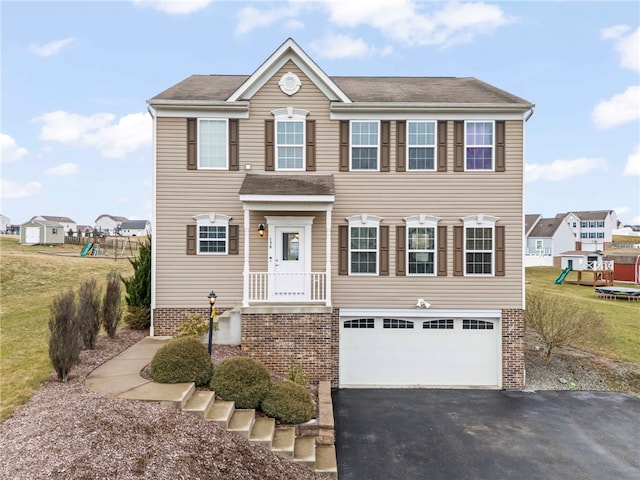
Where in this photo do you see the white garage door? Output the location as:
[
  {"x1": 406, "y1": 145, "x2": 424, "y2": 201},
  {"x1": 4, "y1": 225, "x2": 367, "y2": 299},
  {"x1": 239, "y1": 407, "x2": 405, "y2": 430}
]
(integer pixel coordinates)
[
  {"x1": 339, "y1": 317, "x2": 500, "y2": 388},
  {"x1": 25, "y1": 227, "x2": 40, "y2": 245}
]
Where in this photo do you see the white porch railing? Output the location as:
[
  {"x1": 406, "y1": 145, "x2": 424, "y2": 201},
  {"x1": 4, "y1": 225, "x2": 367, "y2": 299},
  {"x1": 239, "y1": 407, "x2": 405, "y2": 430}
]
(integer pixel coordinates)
[
  {"x1": 525, "y1": 248, "x2": 552, "y2": 256},
  {"x1": 248, "y1": 272, "x2": 327, "y2": 303},
  {"x1": 586, "y1": 260, "x2": 614, "y2": 271}
]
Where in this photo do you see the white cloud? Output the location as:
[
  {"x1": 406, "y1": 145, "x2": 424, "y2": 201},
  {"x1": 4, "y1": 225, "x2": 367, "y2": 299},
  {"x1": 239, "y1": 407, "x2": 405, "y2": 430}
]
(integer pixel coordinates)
[
  {"x1": 132, "y1": 0, "x2": 213, "y2": 15},
  {"x1": 29, "y1": 37, "x2": 74, "y2": 57},
  {"x1": 525, "y1": 158, "x2": 608, "y2": 182},
  {"x1": 34, "y1": 111, "x2": 151, "y2": 159},
  {"x1": 602, "y1": 25, "x2": 639, "y2": 72},
  {"x1": 1, "y1": 133, "x2": 28, "y2": 163},
  {"x1": 236, "y1": 5, "x2": 302, "y2": 34},
  {"x1": 310, "y1": 34, "x2": 374, "y2": 59},
  {"x1": 624, "y1": 144, "x2": 640, "y2": 176},
  {"x1": 44, "y1": 162, "x2": 80, "y2": 176},
  {"x1": 632, "y1": 215, "x2": 640, "y2": 225},
  {"x1": 0, "y1": 178, "x2": 42, "y2": 199},
  {"x1": 286, "y1": 19, "x2": 304, "y2": 30},
  {"x1": 592, "y1": 85, "x2": 640, "y2": 129}
]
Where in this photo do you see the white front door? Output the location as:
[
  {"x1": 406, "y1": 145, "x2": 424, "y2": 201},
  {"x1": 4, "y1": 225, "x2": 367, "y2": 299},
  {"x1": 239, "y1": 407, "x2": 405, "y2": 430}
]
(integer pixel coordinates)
[{"x1": 270, "y1": 226, "x2": 306, "y2": 300}]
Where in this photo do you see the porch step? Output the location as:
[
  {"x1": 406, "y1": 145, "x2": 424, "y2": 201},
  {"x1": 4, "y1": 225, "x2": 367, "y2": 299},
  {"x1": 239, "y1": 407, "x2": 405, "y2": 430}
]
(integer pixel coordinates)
[
  {"x1": 183, "y1": 390, "x2": 215, "y2": 418},
  {"x1": 293, "y1": 435, "x2": 316, "y2": 469},
  {"x1": 228, "y1": 409, "x2": 256, "y2": 439},
  {"x1": 272, "y1": 427, "x2": 295, "y2": 460},
  {"x1": 206, "y1": 400, "x2": 234, "y2": 429},
  {"x1": 315, "y1": 445, "x2": 338, "y2": 479},
  {"x1": 249, "y1": 416, "x2": 275, "y2": 449}
]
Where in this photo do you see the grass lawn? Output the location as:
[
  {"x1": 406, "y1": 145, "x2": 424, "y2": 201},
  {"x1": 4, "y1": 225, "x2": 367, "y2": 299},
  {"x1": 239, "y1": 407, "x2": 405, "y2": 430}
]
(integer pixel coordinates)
[
  {"x1": 0, "y1": 235, "x2": 133, "y2": 421},
  {"x1": 526, "y1": 266, "x2": 640, "y2": 364}
]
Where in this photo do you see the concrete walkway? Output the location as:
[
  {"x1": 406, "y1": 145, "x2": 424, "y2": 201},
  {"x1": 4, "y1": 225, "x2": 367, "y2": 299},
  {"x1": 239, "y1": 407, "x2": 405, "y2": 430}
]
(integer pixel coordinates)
[{"x1": 86, "y1": 336, "x2": 195, "y2": 408}]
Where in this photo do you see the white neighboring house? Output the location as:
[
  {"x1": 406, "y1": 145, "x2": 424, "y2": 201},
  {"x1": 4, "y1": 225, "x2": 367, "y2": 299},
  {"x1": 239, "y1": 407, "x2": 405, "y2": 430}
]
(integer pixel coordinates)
[
  {"x1": 95, "y1": 214, "x2": 128, "y2": 236},
  {"x1": 31, "y1": 215, "x2": 77, "y2": 235},
  {"x1": 525, "y1": 216, "x2": 576, "y2": 267},
  {"x1": 0, "y1": 214, "x2": 10, "y2": 233},
  {"x1": 119, "y1": 220, "x2": 151, "y2": 237},
  {"x1": 560, "y1": 210, "x2": 618, "y2": 252}
]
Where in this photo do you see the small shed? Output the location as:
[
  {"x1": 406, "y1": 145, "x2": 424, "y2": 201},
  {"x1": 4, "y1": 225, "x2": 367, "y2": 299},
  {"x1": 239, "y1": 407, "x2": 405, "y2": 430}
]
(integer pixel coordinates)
[
  {"x1": 604, "y1": 254, "x2": 640, "y2": 284},
  {"x1": 20, "y1": 220, "x2": 64, "y2": 245},
  {"x1": 559, "y1": 251, "x2": 604, "y2": 271}
]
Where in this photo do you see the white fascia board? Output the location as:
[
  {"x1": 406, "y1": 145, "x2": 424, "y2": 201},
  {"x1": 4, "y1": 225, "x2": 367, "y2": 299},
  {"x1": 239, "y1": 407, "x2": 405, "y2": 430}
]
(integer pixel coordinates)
[
  {"x1": 242, "y1": 200, "x2": 334, "y2": 212},
  {"x1": 152, "y1": 105, "x2": 250, "y2": 119},
  {"x1": 330, "y1": 104, "x2": 531, "y2": 120},
  {"x1": 339, "y1": 308, "x2": 503, "y2": 319},
  {"x1": 240, "y1": 194, "x2": 335, "y2": 203},
  {"x1": 228, "y1": 38, "x2": 351, "y2": 103}
]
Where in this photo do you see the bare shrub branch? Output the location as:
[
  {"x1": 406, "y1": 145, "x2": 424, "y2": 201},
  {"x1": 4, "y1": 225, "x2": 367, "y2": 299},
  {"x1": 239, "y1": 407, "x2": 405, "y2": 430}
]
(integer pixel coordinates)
[
  {"x1": 102, "y1": 271, "x2": 122, "y2": 338},
  {"x1": 48, "y1": 289, "x2": 80, "y2": 382},
  {"x1": 77, "y1": 278, "x2": 101, "y2": 349}
]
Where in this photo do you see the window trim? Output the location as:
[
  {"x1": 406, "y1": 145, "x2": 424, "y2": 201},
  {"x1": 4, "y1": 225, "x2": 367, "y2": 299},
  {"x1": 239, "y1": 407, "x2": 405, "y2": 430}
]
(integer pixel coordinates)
[
  {"x1": 404, "y1": 215, "x2": 440, "y2": 276},
  {"x1": 193, "y1": 213, "x2": 231, "y2": 255},
  {"x1": 272, "y1": 108, "x2": 308, "y2": 171},
  {"x1": 350, "y1": 120, "x2": 380, "y2": 171},
  {"x1": 406, "y1": 120, "x2": 437, "y2": 171},
  {"x1": 462, "y1": 214, "x2": 498, "y2": 277},
  {"x1": 347, "y1": 214, "x2": 382, "y2": 275},
  {"x1": 197, "y1": 118, "x2": 229, "y2": 170},
  {"x1": 464, "y1": 120, "x2": 495, "y2": 171}
]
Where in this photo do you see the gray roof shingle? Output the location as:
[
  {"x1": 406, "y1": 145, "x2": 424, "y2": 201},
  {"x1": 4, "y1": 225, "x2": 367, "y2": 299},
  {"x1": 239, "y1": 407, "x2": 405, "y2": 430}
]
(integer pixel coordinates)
[
  {"x1": 239, "y1": 174, "x2": 335, "y2": 196},
  {"x1": 528, "y1": 217, "x2": 563, "y2": 237}
]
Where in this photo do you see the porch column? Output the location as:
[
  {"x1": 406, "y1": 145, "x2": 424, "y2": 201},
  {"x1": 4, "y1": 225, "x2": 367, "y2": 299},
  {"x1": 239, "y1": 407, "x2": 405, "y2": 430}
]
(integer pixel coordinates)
[
  {"x1": 325, "y1": 208, "x2": 332, "y2": 306},
  {"x1": 243, "y1": 206, "x2": 250, "y2": 307}
]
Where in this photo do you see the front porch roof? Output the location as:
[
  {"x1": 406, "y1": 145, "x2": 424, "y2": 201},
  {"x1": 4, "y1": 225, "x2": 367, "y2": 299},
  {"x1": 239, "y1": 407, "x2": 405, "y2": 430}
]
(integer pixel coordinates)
[{"x1": 239, "y1": 174, "x2": 335, "y2": 210}]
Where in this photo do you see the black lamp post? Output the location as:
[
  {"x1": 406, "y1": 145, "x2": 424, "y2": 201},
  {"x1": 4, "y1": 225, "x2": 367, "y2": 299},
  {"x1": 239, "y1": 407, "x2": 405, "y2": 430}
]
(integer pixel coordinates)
[{"x1": 207, "y1": 291, "x2": 217, "y2": 355}]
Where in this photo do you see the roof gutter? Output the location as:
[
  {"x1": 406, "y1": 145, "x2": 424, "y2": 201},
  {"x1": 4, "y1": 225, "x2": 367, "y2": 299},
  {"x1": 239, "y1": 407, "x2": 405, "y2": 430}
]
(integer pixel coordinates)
[
  {"x1": 330, "y1": 102, "x2": 535, "y2": 115},
  {"x1": 525, "y1": 105, "x2": 535, "y2": 122}
]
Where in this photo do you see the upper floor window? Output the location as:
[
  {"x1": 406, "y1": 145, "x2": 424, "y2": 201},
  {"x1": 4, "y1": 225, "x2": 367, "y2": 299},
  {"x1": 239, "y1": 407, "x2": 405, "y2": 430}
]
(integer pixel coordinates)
[
  {"x1": 273, "y1": 108, "x2": 307, "y2": 170},
  {"x1": 463, "y1": 214, "x2": 498, "y2": 276},
  {"x1": 407, "y1": 121, "x2": 436, "y2": 170},
  {"x1": 597, "y1": 221, "x2": 605, "y2": 228},
  {"x1": 351, "y1": 121, "x2": 379, "y2": 170},
  {"x1": 405, "y1": 215, "x2": 439, "y2": 275},
  {"x1": 198, "y1": 119, "x2": 228, "y2": 169},
  {"x1": 465, "y1": 121, "x2": 493, "y2": 171},
  {"x1": 347, "y1": 214, "x2": 382, "y2": 274},
  {"x1": 194, "y1": 213, "x2": 230, "y2": 255}
]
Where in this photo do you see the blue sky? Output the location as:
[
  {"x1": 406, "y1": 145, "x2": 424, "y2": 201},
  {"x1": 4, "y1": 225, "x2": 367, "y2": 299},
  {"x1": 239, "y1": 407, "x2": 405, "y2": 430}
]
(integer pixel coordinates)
[{"x1": 1, "y1": 0, "x2": 639, "y2": 228}]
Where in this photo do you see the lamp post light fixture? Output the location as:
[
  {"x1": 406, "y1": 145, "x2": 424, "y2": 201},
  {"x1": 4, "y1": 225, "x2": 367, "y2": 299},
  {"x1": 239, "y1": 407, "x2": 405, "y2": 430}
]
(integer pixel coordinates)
[
  {"x1": 258, "y1": 224, "x2": 265, "y2": 237},
  {"x1": 207, "y1": 291, "x2": 217, "y2": 355}
]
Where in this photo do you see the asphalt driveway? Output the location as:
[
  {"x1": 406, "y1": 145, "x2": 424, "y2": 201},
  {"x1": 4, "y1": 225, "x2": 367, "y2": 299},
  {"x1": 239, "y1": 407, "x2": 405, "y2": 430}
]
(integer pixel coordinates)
[{"x1": 333, "y1": 389, "x2": 640, "y2": 480}]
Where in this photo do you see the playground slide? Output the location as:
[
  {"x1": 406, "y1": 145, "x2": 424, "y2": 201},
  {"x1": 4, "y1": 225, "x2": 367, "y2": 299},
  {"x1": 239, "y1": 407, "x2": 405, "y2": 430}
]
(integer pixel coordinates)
[
  {"x1": 80, "y1": 243, "x2": 94, "y2": 257},
  {"x1": 554, "y1": 267, "x2": 571, "y2": 285}
]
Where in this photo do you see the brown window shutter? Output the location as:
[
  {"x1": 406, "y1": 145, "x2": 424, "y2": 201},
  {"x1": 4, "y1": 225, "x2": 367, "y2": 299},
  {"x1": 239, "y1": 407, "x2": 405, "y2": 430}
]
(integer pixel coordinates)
[
  {"x1": 229, "y1": 119, "x2": 239, "y2": 171},
  {"x1": 187, "y1": 224, "x2": 197, "y2": 255},
  {"x1": 396, "y1": 121, "x2": 406, "y2": 172},
  {"x1": 453, "y1": 225, "x2": 463, "y2": 276},
  {"x1": 396, "y1": 225, "x2": 406, "y2": 276},
  {"x1": 454, "y1": 121, "x2": 464, "y2": 172},
  {"x1": 338, "y1": 225, "x2": 348, "y2": 275},
  {"x1": 306, "y1": 119, "x2": 316, "y2": 172},
  {"x1": 339, "y1": 121, "x2": 349, "y2": 172},
  {"x1": 228, "y1": 225, "x2": 239, "y2": 255},
  {"x1": 495, "y1": 225, "x2": 505, "y2": 276},
  {"x1": 437, "y1": 120, "x2": 447, "y2": 172},
  {"x1": 187, "y1": 118, "x2": 197, "y2": 170},
  {"x1": 379, "y1": 225, "x2": 389, "y2": 276},
  {"x1": 495, "y1": 121, "x2": 505, "y2": 172},
  {"x1": 437, "y1": 225, "x2": 447, "y2": 276},
  {"x1": 380, "y1": 120, "x2": 390, "y2": 172},
  {"x1": 265, "y1": 119, "x2": 275, "y2": 171}
]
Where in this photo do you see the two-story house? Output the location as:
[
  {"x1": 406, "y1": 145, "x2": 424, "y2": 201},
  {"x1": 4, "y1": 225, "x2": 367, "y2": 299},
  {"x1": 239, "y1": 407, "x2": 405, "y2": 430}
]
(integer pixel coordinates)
[
  {"x1": 148, "y1": 39, "x2": 534, "y2": 390},
  {"x1": 561, "y1": 210, "x2": 618, "y2": 252},
  {"x1": 524, "y1": 215, "x2": 575, "y2": 267},
  {"x1": 95, "y1": 214, "x2": 128, "y2": 235}
]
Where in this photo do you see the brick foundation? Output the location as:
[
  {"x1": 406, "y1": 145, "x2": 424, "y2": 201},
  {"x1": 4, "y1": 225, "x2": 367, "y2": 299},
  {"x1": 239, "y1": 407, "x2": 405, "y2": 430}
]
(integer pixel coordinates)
[{"x1": 501, "y1": 308, "x2": 525, "y2": 389}]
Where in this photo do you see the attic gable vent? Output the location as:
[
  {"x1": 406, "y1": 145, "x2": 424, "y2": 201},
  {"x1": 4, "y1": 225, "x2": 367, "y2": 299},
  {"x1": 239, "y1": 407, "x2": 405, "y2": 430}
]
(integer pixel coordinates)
[{"x1": 279, "y1": 72, "x2": 301, "y2": 96}]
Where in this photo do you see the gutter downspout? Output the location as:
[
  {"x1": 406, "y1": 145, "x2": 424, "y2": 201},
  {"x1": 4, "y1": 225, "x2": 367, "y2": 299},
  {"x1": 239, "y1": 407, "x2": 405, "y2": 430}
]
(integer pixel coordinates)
[
  {"x1": 147, "y1": 104, "x2": 157, "y2": 337},
  {"x1": 525, "y1": 105, "x2": 535, "y2": 122}
]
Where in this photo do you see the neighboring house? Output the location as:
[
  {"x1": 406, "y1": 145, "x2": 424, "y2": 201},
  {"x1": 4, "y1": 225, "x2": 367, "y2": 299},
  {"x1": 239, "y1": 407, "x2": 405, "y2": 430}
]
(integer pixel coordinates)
[
  {"x1": 95, "y1": 214, "x2": 128, "y2": 235},
  {"x1": 119, "y1": 220, "x2": 151, "y2": 236},
  {"x1": 76, "y1": 225, "x2": 94, "y2": 237},
  {"x1": 560, "y1": 210, "x2": 618, "y2": 252},
  {"x1": 147, "y1": 38, "x2": 534, "y2": 390},
  {"x1": 525, "y1": 216, "x2": 575, "y2": 267},
  {"x1": 1, "y1": 214, "x2": 10, "y2": 233},
  {"x1": 524, "y1": 214, "x2": 541, "y2": 237},
  {"x1": 31, "y1": 215, "x2": 77, "y2": 235},
  {"x1": 20, "y1": 219, "x2": 64, "y2": 245}
]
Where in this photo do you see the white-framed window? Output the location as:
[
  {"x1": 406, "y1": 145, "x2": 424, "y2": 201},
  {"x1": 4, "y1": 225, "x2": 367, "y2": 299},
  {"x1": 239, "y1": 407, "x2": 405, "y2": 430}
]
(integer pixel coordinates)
[
  {"x1": 535, "y1": 239, "x2": 544, "y2": 250},
  {"x1": 463, "y1": 214, "x2": 498, "y2": 276},
  {"x1": 581, "y1": 221, "x2": 588, "y2": 228},
  {"x1": 405, "y1": 215, "x2": 439, "y2": 275},
  {"x1": 407, "y1": 121, "x2": 436, "y2": 170},
  {"x1": 194, "y1": 213, "x2": 231, "y2": 255},
  {"x1": 272, "y1": 108, "x2": 308, "y2": 170},
  {"x1": 597, "y1": 221, "x2": 605, "y2": 228},
  {"x1": 580, "y1": 232, "x2": 588, "y2": 239},
  {"x1": 198, "y1": 119, "x2": 228, "y2": 169},
  {"x1": 597, "y1": 232, "x2": 605, "y2": 239},
  {"x1": 347, "y1": 214, "x2": 382, "y2": 275},
  {"x1": 351, "y1": 121, "x2": 379, "y2": 170},
  {"x1": 465, "y1": 121, "x2": 494, "y2": 171}
]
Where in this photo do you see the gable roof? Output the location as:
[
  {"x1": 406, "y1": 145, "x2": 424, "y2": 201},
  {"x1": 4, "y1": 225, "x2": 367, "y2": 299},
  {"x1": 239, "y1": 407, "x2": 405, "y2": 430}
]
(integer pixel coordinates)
[
  {"x1": 96, "y1": 214, "x2": 128, "y2": 222},
  {"x1": 34, "y1": 215, "x2": 75, "y2": 224},
  {"x1": 120, "y1": 220, "x2": 150, "y2": 230},
  {"x1": 525, "y1": 214, "x2": 541, "y2": 236},
  {"x1": 528, "y1": 217, "x2": 565, "y2": 238},
  {"x1": 567, "y1": 210, "x2": 614, "y2": 221}
]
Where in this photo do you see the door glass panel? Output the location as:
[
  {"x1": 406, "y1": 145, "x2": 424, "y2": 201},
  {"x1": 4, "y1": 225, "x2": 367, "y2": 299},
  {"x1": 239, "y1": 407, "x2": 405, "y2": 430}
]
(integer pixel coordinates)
[{"x1": 282, "y1": 232, "x2": 299, "y2": 261}]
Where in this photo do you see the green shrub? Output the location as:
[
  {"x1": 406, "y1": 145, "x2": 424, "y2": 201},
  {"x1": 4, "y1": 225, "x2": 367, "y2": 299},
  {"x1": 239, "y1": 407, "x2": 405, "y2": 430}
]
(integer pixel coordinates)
[
  {"x1": 285, "y1": 362, "x2": 308, "y2": 387},
  {"x1": 211, "y1": 356, "x2": 271, "y2": 409},
  {"x1": 261, "y1": 380, "x2": 315, "y2": 425},
  {"x1": 124, "y1": 306, "x2": 151, "y2": 330},
  {"x1": 176, "y1": 314, "x2": 209, "y2": 338},
  {"x1": 150, "y1": 337, "x2": 213, "y2": 386},
  {"x1": 48, "y1": 289, "x2": 81, "y2": 382}
]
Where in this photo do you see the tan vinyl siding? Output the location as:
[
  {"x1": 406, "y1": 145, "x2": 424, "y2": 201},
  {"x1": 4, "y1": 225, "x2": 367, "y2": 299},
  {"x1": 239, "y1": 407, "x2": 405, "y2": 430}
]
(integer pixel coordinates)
[{"x1": 155, "y1": 61, "x2": 525, "y2": 310}]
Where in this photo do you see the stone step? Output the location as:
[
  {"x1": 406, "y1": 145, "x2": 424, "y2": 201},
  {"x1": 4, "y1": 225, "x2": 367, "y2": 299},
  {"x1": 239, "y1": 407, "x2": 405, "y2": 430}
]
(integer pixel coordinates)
[
  {"x1": 227, "y1": 409, "x2": 256, "y2": 439},
  {"x1": 293, "y1": 436, "x2": 316, "y2": 469},
  {"x1": 272, "y1": 427, "x2": 295, "y2": 460},
  {"x1": 249, "y1": 416, "x2": 275, "y2": 449},
  {"x1": 315, "y1": 445, "x2": 338, "y2": 479},
  {"x1": 182, "y1": 390, "x2": 215, "y2": 418},
  {"x1": 206, "y1": 400, "x2": 234, "y2": 429}
]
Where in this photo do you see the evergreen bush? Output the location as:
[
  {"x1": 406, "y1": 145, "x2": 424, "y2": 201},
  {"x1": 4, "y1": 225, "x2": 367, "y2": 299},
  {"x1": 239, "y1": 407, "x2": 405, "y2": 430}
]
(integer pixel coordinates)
[
  {"x1": 211, "y1": 356, "x2": 271, "y2": 409},
  {"x1": 48, "y1": 289, "x2": 81, "y2": 382},
  {"x1": 261, "y1": 380, "x2": 315, "y2": 425},
  {"x1": 149, "y1": 336, "x2": 213, "y2": 386},
  {"x1": 77, "y1": 278, "x2": 101, "y2": 349},
  {"x1": 101, "y1": 270, "x2": 122, "y2": 338},
  {"x1": 122, "y1": 236, "x2": 151, "y2": 329},
  {"x1": 123, "y1": 306, "x2": 151, "y2": 330}
]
